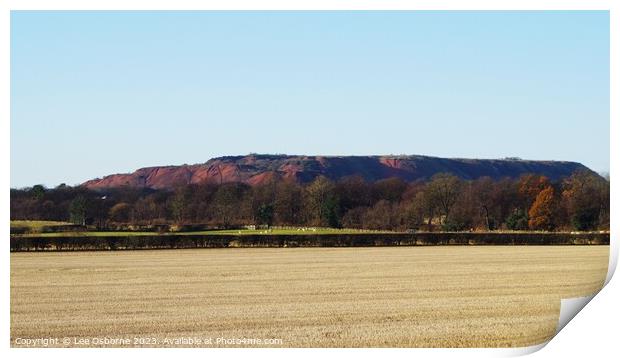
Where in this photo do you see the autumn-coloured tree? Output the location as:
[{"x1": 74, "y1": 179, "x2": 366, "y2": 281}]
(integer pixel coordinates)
[
  {"x1": 518, "y1": 174, "x2": 550, "y2": 208},
  {"x1": 528, "y1": 186, "x2": 556, "y2": 231}
]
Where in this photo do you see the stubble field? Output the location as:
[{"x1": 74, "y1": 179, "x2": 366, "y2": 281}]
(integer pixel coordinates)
[{"x1": 10, "y1": 246, "x2": 609, "y2": 348}]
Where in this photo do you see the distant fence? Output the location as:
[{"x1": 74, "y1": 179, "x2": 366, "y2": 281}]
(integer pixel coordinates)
[{"x1": 9, "y1": 232, "x2": 609, "y2": 252}]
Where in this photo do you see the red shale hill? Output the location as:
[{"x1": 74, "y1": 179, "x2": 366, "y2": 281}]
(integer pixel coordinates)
[{"x1": 82, "y1": 154, "x2": 593, "y2": 190}]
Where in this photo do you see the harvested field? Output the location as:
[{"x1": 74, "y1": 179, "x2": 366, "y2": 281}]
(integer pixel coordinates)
[{"x1": 10, "y1": 246, "x2": 609, "y2": 348}]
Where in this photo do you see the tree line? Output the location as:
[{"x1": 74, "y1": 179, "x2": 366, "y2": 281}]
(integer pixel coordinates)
[{"x1": 10, "y1": 170, "x2": 609, "y2": 232}]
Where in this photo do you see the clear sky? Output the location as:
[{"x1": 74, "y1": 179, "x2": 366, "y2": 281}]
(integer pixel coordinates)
[{"x1": 10, "y1": 11, "x2": 610, "y2": 188}]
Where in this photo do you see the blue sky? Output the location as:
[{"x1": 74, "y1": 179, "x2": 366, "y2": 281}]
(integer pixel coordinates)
[{"x1": 11, "y1": 11, "x2": 609, "y2": 188}]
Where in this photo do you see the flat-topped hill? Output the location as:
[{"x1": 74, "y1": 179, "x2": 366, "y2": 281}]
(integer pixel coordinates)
[{"x1": 82, "y1": 154, "x2": 592, "y2": 190}]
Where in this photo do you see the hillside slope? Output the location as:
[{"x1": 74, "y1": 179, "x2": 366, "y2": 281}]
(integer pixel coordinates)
[{"x1": 82, "y1": 154, "x2": 592, "y2": 190}]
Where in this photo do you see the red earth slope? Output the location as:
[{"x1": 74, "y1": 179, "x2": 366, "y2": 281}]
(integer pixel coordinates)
[{"x1": 82, "y1": 154, "x2": 592, "y2": 190}]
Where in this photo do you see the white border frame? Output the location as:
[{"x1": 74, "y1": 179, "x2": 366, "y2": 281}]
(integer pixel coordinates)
[{"x1": 2, "y1": 2, "x2": 616, "y2": 357}]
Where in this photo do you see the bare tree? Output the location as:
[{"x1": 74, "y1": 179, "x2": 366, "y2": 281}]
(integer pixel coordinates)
[{"x1": 426, "y1": 173, "x2": 462, "y2": 225}]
